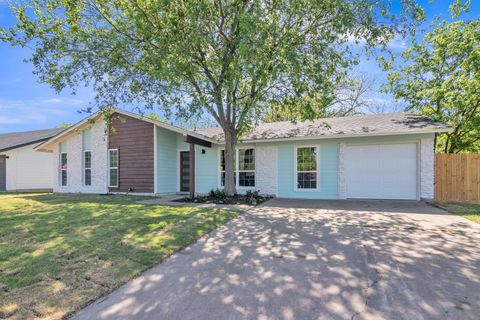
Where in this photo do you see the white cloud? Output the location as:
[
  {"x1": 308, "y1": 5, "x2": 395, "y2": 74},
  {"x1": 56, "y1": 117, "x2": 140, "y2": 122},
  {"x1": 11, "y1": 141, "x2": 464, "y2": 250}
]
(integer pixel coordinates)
[
  {"x1": 0, "y1": 116, "x2": 23, "y2": 125},
  {"x1": 0, "y1": 97, "x2": 85, "y2": 109},
  {"x1": 0, "y1": 97, "x2": 87, "y2": 127},
  {"x1": 386, "y1": 35, "x2": 409, "y2": 50},
  {"x1": 40, "y1": 98, "x2": 63, "y2": 104},
  {"x1": 345, "y1": 34, "x2": 368, "y2": 46},
  {"x1": 345, "y1": 33, "x2": 410, "y2": 51},
  {"x1": 367, "y1": 97, "x2": 391, "y2": 105},
  {"x1": 0, "y1": 78, "x2": 22, "y2": 85}
]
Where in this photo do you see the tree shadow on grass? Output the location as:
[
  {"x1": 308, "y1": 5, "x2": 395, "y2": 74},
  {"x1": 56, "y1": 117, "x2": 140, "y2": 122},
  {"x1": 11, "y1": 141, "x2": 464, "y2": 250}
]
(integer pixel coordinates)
[{"x1": 0, "y1": 194, "x2": 237, "y2": 319}]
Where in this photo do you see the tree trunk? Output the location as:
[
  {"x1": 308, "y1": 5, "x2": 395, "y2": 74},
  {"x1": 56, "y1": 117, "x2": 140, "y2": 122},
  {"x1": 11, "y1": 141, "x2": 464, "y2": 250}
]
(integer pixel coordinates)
[
  {"x1": 444, "y1": 133, "x2": 451, "y2": 153},
  {"x1": 224, "y1": 128, "x2": 237, "y2": 196}
]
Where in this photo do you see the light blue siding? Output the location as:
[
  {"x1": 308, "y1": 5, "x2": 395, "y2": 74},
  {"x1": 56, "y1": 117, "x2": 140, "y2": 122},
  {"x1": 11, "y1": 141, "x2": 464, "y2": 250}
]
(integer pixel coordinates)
[
  {"x1": 337, "y1": 133, "x2": 432, "y2": 146},
  {"x1": 154, "y1": 126, "x2": 434, "y2": 199},
  {"x1": 155, "y1": 125, "x2": 218, "y2": 194},
  {"x1": 156, "y1": 127, "x2": 181, "y2": 193},
  {"x1": 277, "y1": 142, "x2": 338, "y2": 199},
  {"x1": 276, "y1": 133, "x2": 434, "y2": 199},
  {"x1": 195, "y1": 145, "x2": 219, "y2": 193}
]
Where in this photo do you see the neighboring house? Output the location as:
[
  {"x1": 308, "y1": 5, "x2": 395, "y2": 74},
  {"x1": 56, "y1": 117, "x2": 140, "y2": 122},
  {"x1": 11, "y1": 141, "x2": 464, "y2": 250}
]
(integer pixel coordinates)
[
  {"x1": 0, "y1": 128, "x2": 65, "y2": 192},
  {"x1": 36, "y1": 108, "x2": 450, "y2": 200}
]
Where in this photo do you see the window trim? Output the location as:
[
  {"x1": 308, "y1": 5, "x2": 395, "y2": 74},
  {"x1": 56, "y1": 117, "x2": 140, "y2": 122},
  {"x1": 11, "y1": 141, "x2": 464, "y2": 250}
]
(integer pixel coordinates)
[
  {"x1": 218, "y1": 147, "x2": 256, "y2": 189},
  {"x1": 83, "y1": 150, "x2": 92, "y2": 186},
  {"x1": 60, "y1": 152, "x2": 67, "y2": 187},
  {"x1": 294, "y1": 145, "x2": 320, "y2": 192},
  {"x1": 108, "y1": 148, "x2": 119, "y2": 188},
  {"x1": 237, "y1": 147, "x2": 256, "y2": 188}
]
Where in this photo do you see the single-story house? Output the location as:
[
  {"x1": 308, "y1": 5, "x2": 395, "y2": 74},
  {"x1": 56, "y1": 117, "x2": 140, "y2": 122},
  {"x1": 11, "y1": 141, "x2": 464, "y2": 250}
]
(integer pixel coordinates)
[
  {"x1": 35, "y1": 108, "x2": 450, "y2": 200},
  {"x1": 0, "y1": 128, "x2": 65, "y2": 192}
]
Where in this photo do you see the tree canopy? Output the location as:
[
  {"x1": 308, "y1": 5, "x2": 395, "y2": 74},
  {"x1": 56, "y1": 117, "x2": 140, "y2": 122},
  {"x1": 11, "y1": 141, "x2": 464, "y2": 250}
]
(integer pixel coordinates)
[
  {"x1": 387, "y1": 18, "x2": 480, "y2": 153},
  {"x1": 262, "y1": 72, "x2": 377, "y2": 122},
  {"x1": 1, "y1": 0, "x2": 424, "y2": 194}
]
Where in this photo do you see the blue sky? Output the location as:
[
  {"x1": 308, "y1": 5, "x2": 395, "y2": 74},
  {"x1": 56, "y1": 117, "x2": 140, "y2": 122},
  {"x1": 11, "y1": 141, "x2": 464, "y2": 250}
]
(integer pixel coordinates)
[{"x1": 0, "y1": 0, "x2": 478, "y2": 133}]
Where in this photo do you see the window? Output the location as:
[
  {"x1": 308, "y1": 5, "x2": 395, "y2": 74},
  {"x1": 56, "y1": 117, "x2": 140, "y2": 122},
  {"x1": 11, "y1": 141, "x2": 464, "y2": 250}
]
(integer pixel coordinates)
[
  {"x1": 60, "y1": 153, "x2": 67, "y2": 186},
  {"x1": 296, "y1": 146, "x2": 318, "y2": 190},
  {"x1": 238, "y1": 149, "x2": 255, "y2": 187},
  {"x1": 82, "y1": 129, "x2": 92, "y2": 186},
  {"x1": 84, "y1": 151, "x2": 92, "y2": 186},
  {"x1": 220, "y1": 148, "x2": 255, "y2": 188},
  {"x1": 220, "y1": 150, "x2": 235, "y2": 187},
  {"x1": 108, "y1": 149, "x2": 118, "y2": 187}
]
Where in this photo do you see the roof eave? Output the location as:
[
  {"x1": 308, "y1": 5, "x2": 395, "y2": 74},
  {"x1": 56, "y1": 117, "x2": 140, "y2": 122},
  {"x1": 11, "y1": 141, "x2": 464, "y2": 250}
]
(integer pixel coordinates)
[
  {"x1": 0, "y1": 137, "x2": 55, "y2": 153},
  {"x1": 211, "y1": 127, "x2": 452, "y2": 144},
  {"x1": 35, "y1": 113, "x2": 99, "y2": 151}
]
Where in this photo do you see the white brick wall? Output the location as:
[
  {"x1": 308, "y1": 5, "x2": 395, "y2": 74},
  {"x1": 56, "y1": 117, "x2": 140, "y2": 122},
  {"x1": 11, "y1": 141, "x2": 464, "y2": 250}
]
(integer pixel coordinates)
[
  {"x1": 255, "y1": 145, "x2": 278, "y2": 196},
  {"x1": 53, "y1": 119, "x2": 108, "y2": 193},
  {"x1": 420, "y1": 137, "x2": 435, "y2": 199},
  {"x1": 337, "y1": 143, "x2": 347, "y2": 199}
]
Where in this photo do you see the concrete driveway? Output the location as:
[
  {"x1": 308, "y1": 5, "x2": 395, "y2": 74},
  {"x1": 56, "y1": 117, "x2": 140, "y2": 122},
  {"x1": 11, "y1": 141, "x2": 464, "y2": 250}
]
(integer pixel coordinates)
[{"x1": 72, "y1": 200, "x2": 480, "y2": 320}]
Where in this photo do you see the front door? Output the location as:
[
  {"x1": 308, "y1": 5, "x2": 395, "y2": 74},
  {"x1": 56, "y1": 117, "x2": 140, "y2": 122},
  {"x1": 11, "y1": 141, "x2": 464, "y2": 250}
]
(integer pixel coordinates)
[
  {"x1": 0, "y1": 155, "x2": 6, "y2": 192},
  {"x1": 179, "y1": 151, "x2": 190, "y2": 192}
]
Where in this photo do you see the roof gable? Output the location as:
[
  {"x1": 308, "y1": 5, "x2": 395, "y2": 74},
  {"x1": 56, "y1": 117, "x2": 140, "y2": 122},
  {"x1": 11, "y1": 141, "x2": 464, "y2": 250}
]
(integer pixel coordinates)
[{"x1": 34, "y1": 108, "x2": 216, "y2": 151}]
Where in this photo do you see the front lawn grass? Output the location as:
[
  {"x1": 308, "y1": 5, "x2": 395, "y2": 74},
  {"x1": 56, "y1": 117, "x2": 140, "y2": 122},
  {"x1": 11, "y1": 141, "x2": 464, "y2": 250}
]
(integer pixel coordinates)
[
  {"x1": 435, "y1": 202, "x2": 480, "y2": 224},
  {"x1": 0, "y1": 193, "x2": 238, "y2": 319}
]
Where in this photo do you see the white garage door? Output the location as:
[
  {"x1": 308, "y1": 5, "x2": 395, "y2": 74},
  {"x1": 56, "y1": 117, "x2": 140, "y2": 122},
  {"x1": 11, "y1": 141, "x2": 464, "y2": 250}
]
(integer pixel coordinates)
[{"x1": 345, "y1": 144, "x2": 418, "y2": 200}]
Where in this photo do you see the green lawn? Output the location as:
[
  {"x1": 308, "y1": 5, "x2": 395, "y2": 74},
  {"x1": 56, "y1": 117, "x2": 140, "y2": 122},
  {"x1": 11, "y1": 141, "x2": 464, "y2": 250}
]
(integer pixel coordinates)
[
  {"x1": 0, "y1": 193, "x2": 238, "y2": 319},
  {"x1": 435, "y1": 202, "x2": 480, "y2": 224}
]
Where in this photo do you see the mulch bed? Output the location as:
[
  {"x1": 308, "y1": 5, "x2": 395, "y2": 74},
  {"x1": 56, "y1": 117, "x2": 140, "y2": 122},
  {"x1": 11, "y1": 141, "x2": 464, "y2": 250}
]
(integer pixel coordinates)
[{"x1": 175, "y1": 194, "x2": 272, "y2": 206}]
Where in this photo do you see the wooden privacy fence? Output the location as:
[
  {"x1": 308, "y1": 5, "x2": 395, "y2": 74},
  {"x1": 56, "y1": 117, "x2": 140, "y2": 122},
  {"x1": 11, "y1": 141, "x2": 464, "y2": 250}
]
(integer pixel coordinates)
[{"x1": 435, "y1": 153, "x2": 480, "y2": 202}]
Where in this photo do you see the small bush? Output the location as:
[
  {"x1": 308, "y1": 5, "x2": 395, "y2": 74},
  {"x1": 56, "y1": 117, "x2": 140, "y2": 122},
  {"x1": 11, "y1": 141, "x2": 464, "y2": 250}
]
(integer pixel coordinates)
[
  {"x1": 246, "y1": 189, "x2": 259, "y2": 198},
  {"x1": 209, "y1": 188, "x2": 227, "y2": 199},
  {"x1": 179, "y1": 188, "x2": 271, "y2": 206}
]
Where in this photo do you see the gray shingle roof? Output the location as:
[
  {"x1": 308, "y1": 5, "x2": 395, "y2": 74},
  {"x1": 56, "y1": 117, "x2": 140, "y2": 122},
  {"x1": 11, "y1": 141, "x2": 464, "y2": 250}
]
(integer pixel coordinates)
[
  {"x1": 195, "y1": 113, "x2": 450, "y2": 142},
  {"x1": 0, "y1": 128, "x2": 66, "y2": 152}
]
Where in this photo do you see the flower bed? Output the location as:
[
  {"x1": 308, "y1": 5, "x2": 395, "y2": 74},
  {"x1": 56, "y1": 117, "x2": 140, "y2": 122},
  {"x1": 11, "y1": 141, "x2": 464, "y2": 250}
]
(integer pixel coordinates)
[{"x1": 175, "y1": 189, "x2": 272, "y2": 206}]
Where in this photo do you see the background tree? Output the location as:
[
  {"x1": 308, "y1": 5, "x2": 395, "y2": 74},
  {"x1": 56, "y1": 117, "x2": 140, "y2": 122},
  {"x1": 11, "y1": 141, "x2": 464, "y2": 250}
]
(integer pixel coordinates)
[
  {"x1": 262, "y1": 72, "x2": 377, "y2": 122},
  {"x1": 1, "y1": 0, "x2": 424, "y2": 195},
  {"x1": 387, "y1": 18, "x2": 480, "y2": 153},
  {"x1": 146, "y1": 112, "x2": 165, "y2": 123},
  {"x1": 57, "y1": 123, "x2": 72, "y2": 129}
]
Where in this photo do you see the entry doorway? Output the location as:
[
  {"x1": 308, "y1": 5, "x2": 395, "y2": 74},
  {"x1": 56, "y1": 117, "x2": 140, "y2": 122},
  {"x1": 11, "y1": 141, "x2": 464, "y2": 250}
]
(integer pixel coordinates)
[{"x1": 179, "y1": 151, "x2": 190, "y2": 192}]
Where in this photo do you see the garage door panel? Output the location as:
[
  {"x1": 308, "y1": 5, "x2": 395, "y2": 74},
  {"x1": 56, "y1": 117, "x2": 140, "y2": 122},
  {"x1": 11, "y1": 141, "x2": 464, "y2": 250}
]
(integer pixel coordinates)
[{"x1": 345, "y1": 143, "x2": 417, "y2": 200}]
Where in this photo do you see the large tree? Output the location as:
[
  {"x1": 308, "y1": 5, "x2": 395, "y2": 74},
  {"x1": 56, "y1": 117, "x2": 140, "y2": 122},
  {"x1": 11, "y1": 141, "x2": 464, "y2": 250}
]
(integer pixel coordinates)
[
  {"x1": 1, "y1": 0, "x2": 423, "y2": 195},
  {"x1": 387, "y1": 18, "x2": 480, "y2": 153}
]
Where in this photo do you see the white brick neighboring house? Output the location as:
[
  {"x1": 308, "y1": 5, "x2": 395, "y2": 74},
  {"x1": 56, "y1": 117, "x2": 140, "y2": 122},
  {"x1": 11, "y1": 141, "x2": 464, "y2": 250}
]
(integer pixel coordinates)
[
  {"x1": 0, "y1": 128, "x2": 64, "y2": 192},
  {"x1": 51, "y1": 119, "x2": 109, "y2": 194}
]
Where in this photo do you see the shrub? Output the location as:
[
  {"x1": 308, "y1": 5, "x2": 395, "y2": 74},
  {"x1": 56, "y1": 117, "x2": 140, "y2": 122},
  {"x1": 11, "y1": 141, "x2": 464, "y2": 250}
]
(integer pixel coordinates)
[
  {"x1": 246, "y1": 190, "x2": 259, "y2": 198},
  {"x1": 209, "y1": 188, "x2": 227, "y2": 199}
]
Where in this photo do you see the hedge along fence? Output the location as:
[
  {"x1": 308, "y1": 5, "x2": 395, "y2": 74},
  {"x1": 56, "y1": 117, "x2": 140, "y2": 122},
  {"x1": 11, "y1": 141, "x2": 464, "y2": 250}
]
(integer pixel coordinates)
[{"x1": 435, "y1": 153, "x2": 480, "y2": 202}]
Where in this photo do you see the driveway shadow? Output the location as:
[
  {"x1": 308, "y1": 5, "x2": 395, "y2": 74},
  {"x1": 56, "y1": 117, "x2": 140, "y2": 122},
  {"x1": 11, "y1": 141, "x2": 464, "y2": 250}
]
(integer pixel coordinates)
[{"x1": 72, "y1": 200, "x2": 480, "y2": 320}]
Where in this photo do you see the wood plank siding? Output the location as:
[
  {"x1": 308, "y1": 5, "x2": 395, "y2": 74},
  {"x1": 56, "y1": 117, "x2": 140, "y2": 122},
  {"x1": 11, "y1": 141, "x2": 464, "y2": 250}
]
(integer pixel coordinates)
[
  {"x1": 434, "y1": 153, "x2": 480, "y2": 202},
  {"x1": 108, "y1": 113, "x2": 154, "y2": 193}
]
